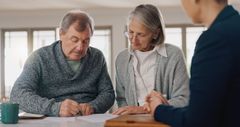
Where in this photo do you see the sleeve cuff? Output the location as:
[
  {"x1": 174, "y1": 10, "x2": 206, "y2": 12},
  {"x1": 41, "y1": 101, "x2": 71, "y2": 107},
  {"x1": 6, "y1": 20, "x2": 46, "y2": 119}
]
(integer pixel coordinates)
[{"x1": 50, "y1": 102, "x2": 61, "y2": 116}]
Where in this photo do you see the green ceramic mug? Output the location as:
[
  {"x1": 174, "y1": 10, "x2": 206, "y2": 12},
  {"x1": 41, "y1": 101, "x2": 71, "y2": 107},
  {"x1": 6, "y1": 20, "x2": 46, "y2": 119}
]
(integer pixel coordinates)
[{"x1": 1, "y1": 103, "x2": 19, "y2": 124}]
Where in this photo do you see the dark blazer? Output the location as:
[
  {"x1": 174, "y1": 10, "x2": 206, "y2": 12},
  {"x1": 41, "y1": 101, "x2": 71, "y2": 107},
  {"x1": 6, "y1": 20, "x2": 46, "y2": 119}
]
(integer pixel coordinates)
[{"x1": 154, "y1": 5, "x2": 240, "y2": 127}]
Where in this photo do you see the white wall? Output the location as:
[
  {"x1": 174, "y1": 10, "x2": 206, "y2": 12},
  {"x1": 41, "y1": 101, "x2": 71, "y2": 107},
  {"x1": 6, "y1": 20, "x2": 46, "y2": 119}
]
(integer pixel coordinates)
[{"x1": 0, "y1": 7, "x2": 190, "y2": 89}]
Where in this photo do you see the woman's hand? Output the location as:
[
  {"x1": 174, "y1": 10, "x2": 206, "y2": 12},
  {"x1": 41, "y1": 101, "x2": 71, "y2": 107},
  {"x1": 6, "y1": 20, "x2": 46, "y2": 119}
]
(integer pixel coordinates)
[{"x1": 145, "y1": 91, "x2": 168, "y2": 115}]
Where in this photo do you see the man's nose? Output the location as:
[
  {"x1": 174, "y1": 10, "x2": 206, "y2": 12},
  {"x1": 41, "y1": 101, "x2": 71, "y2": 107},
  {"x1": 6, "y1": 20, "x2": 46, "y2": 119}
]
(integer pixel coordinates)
[{"x1": 76, "y1": 43, "x2": 84, "y2": 51}]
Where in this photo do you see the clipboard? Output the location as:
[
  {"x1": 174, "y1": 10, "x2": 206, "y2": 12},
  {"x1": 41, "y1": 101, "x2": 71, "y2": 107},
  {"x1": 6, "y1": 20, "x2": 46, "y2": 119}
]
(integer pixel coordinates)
[{"x1": 104, "y1": 114, "x2": 170, "y2": 127}]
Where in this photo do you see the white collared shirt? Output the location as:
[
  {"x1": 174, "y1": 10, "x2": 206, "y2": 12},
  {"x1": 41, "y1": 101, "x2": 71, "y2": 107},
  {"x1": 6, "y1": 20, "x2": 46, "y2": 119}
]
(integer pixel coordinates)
[{"x1": 129, "y1": 44, "x2": 167, "y2": 106}]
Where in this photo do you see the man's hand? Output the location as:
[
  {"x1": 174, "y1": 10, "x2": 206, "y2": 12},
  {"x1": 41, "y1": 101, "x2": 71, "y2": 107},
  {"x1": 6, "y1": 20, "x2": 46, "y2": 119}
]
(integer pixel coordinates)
[
  {"x1": 78, "y1": 103, "x2": 94, "y2": 116},
  {"x1": 112, "y1": 106, "x2": 149, "y2": 115},
  {"x1": 59, "y1": 99, "x2": 80, "y2": 117}
]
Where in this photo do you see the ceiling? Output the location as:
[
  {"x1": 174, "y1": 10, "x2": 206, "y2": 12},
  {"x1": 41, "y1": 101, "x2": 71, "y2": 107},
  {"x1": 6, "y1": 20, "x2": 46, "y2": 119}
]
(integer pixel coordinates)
[{"x1": 0, "y1": 0, "x2": 181, "y2": 11}]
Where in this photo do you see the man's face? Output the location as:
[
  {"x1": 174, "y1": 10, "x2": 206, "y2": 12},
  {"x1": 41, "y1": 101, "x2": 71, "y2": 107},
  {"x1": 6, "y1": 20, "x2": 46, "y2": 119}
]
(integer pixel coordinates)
[{"x1": 60, "y1": 23, "x2": 92, "y2": 61}]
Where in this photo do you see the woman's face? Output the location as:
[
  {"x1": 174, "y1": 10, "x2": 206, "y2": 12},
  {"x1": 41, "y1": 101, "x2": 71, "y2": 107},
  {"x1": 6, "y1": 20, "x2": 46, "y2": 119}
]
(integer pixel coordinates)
[
  {"x1": 181, "y1": 0, "x2": 202, "y2": 24},
  {"x1": 127, "y1": 17, "x2": 155, "y2": 52}
]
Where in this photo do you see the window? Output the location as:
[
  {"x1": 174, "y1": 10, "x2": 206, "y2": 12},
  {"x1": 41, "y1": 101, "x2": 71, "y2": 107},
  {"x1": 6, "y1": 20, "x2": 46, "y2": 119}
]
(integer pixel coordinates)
[
  {"x1": 4, "y1": 31, "x2": 28, "y2": 97},
  {"x1": 2, "y1": 29, "x2": 56, "y2": 97},
  {"x1": 186, "y1": 27, "x2": 206, "y2": 69},
  {"x1": 1, "y1": 27, "x2": 112, "y2": 98},
  {"x1": 90, "y1": 27, "x2": 112, "y2": 76},
  {"x1": 33, "y1": 30, "x2": 56, "y2": 51},
  {"x1": 165, "y1": 25, "x2": 206, "y2": 73},
  {"x1": 165, "y1": 28, "x2": 182, "y2": 49}
]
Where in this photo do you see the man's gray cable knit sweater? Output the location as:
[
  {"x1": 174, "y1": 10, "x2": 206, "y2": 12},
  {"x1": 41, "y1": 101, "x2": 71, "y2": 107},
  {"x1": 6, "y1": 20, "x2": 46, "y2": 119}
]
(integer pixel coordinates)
[{"x1": 10, "y1": 41, "x2": 115, "y2": 116}]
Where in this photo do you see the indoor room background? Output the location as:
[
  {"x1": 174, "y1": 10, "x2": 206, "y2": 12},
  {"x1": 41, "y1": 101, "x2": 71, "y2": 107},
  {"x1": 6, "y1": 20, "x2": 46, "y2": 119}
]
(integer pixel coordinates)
[{"x1": 0, "y1": 0, "x2": 239, "y2": 98}]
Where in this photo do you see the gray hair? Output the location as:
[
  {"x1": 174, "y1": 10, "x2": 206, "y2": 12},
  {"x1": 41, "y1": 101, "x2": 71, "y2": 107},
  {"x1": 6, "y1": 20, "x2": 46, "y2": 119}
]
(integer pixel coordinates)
[
  {"x1": 60, "y1": 9, "x2": 94, "y2": 35},
  {"x1": 127, "y1": 4, "x2": 165, "y2": 45}
]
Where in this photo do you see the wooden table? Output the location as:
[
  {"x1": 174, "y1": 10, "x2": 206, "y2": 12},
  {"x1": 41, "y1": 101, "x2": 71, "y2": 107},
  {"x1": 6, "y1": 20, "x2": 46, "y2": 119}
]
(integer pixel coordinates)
[{"x1": 104, "y1": 114, "x2": 170, "y2": 127}]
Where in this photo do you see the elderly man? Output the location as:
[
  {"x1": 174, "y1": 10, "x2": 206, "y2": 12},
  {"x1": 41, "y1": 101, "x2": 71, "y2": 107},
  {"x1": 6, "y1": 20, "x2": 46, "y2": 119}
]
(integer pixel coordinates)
[{"x1": 10, "y1": 10, "x2": 115, "y2": 117}]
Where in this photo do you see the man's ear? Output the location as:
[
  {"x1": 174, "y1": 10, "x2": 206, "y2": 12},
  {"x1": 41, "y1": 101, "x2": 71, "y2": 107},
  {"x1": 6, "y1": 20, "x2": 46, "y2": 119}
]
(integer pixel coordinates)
[{"x1": 59, "y1": 28, "x2": 67, "y2": 40}]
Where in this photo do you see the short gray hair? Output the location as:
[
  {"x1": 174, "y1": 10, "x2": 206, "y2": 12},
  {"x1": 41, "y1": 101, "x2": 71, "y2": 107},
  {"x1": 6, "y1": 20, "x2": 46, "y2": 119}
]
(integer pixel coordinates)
[
  {"x1": 127, "y1": 4, "x2": 165, "y2": 45},
  {"x1": 60, "y1": 9, "x2": 94, "y2": 35}
]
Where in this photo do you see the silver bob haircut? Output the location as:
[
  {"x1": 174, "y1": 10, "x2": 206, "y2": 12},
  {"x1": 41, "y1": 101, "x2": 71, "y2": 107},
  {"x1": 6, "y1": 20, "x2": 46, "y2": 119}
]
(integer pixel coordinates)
[
  {"x1": 127, "y1": 4, "x2": 165, "y2": 45},
  {"x1": 60, "y1": 9, "x2": 94, "y2": 35}
]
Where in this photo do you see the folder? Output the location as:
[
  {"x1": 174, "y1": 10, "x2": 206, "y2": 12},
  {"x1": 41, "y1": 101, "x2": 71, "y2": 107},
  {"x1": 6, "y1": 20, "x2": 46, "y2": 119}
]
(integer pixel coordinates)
[{"x1": 104, "y1": 114, "x2": 170, "y2": 127}]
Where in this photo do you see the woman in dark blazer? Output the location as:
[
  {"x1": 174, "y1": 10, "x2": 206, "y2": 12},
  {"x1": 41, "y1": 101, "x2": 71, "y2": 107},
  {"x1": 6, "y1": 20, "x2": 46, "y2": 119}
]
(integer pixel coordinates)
[{"x1": 145, "y1": 0, "x2": 240, "y2": 127}]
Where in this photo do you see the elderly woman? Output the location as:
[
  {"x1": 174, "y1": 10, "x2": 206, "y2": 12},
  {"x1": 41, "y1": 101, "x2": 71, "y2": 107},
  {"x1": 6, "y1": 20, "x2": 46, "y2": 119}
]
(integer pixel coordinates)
[{"x1": 113, "y1": 4, "x2": 189, "y2": 115}]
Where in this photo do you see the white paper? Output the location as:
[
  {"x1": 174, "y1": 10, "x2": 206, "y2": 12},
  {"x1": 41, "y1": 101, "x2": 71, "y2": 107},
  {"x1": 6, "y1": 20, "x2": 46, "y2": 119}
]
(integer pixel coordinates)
[
  {"x1": 19, "y1": 112, "x2": 44, "y2": 118},
  {"x1": 76, "y1": 114, "x2": 118, "y2": 123},
  {"x1": 44, "y1": 117, "x2": 76, "y2": 122}
]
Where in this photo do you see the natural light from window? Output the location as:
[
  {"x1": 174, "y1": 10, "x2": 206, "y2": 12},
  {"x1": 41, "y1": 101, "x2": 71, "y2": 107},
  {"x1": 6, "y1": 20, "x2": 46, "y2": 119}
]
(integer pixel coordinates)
[
  {"x1": 165, "y1": 28, "x2": 182, "y2": 49},
  {"x1": 90, "y1": 29, "x2": 111, "y2": 76},
  {"x1": 4, "y1": 31, "x2": 28, "y2": 97},
  {"x1": 186, "y1": 27, "x2": 206, "y2": 71},
  {"x1": 33, "y1": 30, "x2": 56, "y2": 51}
]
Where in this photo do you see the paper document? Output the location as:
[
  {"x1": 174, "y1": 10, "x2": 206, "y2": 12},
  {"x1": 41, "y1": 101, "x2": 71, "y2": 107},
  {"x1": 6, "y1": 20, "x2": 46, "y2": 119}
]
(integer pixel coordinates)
[
  {"x1": 44, "y1": 116, "x2": 76, "y2": 122},
  {"x1": 77, "y1": 114, "x2": 118, "y2": 123},
  {"x1": 19, "y1": 112, "x2": 45, "y2": 119}
]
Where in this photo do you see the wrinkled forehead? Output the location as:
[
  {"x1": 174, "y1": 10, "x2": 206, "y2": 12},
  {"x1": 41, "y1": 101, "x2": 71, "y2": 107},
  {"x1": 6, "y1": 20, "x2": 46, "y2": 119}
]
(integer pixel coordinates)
[
  {"x1": 71, "y1": 21, "x2": 92, "y2": 34},
  {"x1": 64, "y1": 23, "x2": 92, "y2": 39}
]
